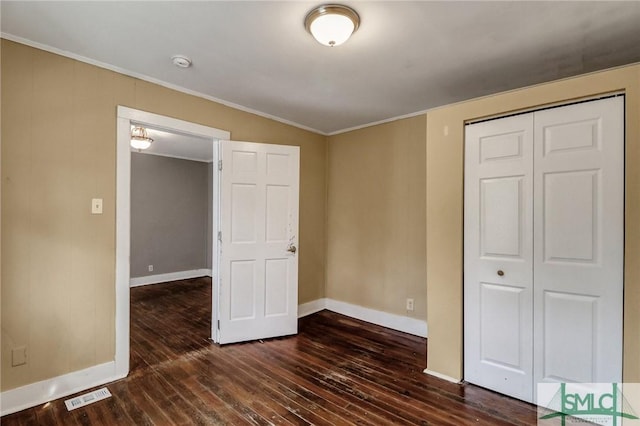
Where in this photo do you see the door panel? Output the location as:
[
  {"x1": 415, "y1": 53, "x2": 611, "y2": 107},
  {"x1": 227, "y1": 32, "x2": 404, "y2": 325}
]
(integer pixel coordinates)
[
  {"x1": 481, "y1": 177, "x2": 523, "y2": 258},
  {"x1": 265, "y1": 185, "x2": 290, "y2": 242},
  {"x1": 543, "y1": 170, "x2": 598, "y2": 263},
  {"x1": 230, "y1": 260, "x2": 256, "y2": 320},
  {"x1": 533, "y1": 97, "x2": 623, "y2": 390},
  {"x1": 231, "y1": 184, "x2": 257, "y2": 243},
  {"x1": 542, "y1": 118, "x2": 600, "y2": 155},
  {"x1": 464, "y1": 113, "x2": 534, "y2": 402},
  {"x1": 542, "y1": 291, "x2": 597, "y2": 383},
  {"x1": 265, "y1": 258, "x2": 289, "y2": 316},
  {"x1": 479, "y1": 131, "x2": 524, "y2": 162},
  {"x1": 479, "y1": 283, "x2": 526, "y2": 369},
  {"x1": 219, "y1": 141, "x2": 299, "y2": 344}
]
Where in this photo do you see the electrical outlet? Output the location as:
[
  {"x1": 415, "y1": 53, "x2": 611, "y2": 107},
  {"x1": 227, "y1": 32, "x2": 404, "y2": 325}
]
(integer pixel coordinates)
[
  {"x1": 148, "y1": 265, "x2": 154, "y2": 272},
  {"x1": 12, "y1": 346, "x2": 27, "y2": 366},
  {"x1": 406, "y1": 298, "x2": 414, "y2": 311}
]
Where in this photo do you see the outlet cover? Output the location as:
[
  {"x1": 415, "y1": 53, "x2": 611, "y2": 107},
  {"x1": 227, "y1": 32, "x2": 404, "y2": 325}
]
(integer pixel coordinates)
[
  {"x1": 148, "y1": 265, "x2": 153, "y2": 272},
  {"x1": 406, "y1": 298, "x2": 415, "y2": 311},
  {"x1": 11, "y1": 346, "x2": 27, "y2": 366}
]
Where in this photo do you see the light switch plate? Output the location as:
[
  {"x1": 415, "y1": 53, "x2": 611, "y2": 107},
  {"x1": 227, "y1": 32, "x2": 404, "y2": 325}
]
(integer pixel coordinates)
[{"x1": 91, "y1": 198, "x2": 103, "y2": 214}]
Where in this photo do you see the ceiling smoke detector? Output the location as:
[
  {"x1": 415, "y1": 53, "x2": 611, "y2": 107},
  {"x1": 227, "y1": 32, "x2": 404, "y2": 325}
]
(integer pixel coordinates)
[{"x1": 171, "y1": 55, "x2": 192, "y2": 68}]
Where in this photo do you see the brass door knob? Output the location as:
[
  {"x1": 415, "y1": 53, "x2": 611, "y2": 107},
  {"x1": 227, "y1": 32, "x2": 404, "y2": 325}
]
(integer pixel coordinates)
[
  {"x1": 287, "y1": 245, "x2": 297, "y2": 254},
  {"x1": 497, "y1": 270, "x2": 504, "y2": 277}
]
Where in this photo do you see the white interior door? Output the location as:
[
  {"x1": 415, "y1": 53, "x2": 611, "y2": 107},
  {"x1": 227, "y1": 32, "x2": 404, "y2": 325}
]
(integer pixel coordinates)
[
  {"x1": 532, "y1": 97, "x2": 624, "y2": 389},
  {"x1": 218, "y1": 140, "x2": 299, "y2": 344},
  {"x1": 464, "y1": 113, "x2": 535, "y2": 402},
  {"x1": 464, "y1": 96, "x2": 624, "y2": 404}
]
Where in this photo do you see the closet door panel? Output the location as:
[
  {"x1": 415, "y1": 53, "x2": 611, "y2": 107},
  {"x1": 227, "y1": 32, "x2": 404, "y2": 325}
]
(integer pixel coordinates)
[
  {"x1": 464, "y1": 113, "x2": 534, "y2": 402},
  {"x1": 533, "y1": 97, "x2": 624, "y2": 393},
  {"x1": 542, "y1": 291, "x2": 597, "y2": 383}
]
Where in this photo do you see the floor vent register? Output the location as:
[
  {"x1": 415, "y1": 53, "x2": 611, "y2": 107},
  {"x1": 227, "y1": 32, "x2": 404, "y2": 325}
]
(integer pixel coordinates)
[{"x1": 64, "y1": 387, "x2": 112, "y2": 411}]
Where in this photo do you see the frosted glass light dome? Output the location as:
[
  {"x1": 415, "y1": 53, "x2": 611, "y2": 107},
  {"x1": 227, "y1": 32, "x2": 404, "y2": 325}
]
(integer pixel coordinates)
[
  {"x1": 130, "y1": 126, "x2": 153, "y2": 150},
  {"x1": 305, "y1": 5, "x2": 360, "y2": 47}
]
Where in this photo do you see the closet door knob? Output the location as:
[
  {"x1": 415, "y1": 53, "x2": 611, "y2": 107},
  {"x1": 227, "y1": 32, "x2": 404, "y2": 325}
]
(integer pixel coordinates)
[{"x1": 497, "y1": 270, "x2": 504, "y2": 277}]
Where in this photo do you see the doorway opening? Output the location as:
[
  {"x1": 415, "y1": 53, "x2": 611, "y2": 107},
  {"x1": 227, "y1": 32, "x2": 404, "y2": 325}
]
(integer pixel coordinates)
[
  {"x1": 115, "y1": 106, "x2": 230, "y2": 377},
  {"x1": 129, "y1": 124, "x2": 217, "y2": 373}
]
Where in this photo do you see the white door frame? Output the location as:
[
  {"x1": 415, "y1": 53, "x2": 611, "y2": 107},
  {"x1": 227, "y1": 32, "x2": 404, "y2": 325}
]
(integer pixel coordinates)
[{"x1": 115, "y1": 106, "x2": 230, "y2": 377}]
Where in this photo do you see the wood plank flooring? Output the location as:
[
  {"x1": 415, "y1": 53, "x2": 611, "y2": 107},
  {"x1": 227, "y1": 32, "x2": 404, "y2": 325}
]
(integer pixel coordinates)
[{"x1": 2, "y1": 277, "x2": 538, "y2": 425}]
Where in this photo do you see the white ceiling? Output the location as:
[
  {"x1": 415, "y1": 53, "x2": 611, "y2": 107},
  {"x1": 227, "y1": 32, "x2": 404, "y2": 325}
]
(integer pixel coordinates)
[
  {"x1": 131, "y1": 125, "x2": 214, "y2": 163},
  {"x1": 2, "y1": 1, "x2": 640, "y2": 135}
]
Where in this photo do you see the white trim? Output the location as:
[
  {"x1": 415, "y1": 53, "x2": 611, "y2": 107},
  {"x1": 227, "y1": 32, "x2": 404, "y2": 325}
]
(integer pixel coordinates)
[
  {"x1": 1, "y1": 34, "x2": 326, "y2": 136},
  {"x1": 3, "y1": 30, "x2": 423, "y2": 137},
  {"x1": 212, "y1": 142, "x2": 221, "y2": 343},
  {"x1": 298, "y1": 298, "x2": 327, "y2": 318},
  {"x1": 115, "y1": 116, "x2": 131, "y2": 379},
  {"x1": 326, "y1": 73, "x2": 635, "y2": 136},
  {"x1": 118, "y1": 106, "x2": 231, "y2": 140},
  {"x1": 4, "y1": 33, "x2": 640, "y2": 138},
  {"x1": 423, "y1": 369, "x2": 461, "y2": 384},
  {"x1": 0, "y1": 297, "x2": 426, "y2": 416},
  {"x1": 116, "y1": 107, "x2": 229, "y2": 382},
  {"x1": 299, "y1": 298, "x2": 428, "y2": 338},
  {"x1": 326, "y1": 299, "x2": 428, "y2": 337},
  {"x1": 0, "y1": 361, "x2": 123, "y2": 416},
  {"x1": 135, "y1": 151, "x2": 213, "y2": 164},
  {"x1": 328, "y1": 109, "x2": 429, "y2": 136},
  {"x1": 129, "y1": 269, "x2": 212, "y2": 287}
]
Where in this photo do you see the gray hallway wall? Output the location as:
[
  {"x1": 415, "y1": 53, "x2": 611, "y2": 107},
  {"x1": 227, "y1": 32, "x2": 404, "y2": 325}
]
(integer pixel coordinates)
[{"x1": 130, "y1": 152, "x2": 211, "y2": 278}]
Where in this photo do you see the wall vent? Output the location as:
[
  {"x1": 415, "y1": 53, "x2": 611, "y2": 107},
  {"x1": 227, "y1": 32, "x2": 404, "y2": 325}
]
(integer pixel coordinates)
[{"x1": 64, "y1": 387, "x2": 112, "y2": 411}]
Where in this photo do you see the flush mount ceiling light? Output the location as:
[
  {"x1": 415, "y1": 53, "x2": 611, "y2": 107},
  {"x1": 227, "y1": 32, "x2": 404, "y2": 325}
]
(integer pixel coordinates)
[
  {"x1": 305, "y1": 4, "x2": 360, "y2": 47},
  {"x1": 171, "y1": 55, "x2": 192, "y2": 68},
  {"x1": 130, "y1": 126, "x2": 154, "y2": 150}
]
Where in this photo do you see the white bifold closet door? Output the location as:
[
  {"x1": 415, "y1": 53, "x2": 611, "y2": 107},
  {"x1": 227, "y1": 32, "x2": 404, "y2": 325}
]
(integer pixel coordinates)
[{"x1": 464, "y1": 96, "x2": 624, "y2": 403}]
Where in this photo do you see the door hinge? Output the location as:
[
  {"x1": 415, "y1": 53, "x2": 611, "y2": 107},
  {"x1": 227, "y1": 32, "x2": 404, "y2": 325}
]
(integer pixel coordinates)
[
  {"x1": 217, "y1": 231, "x2": 222, "y2": 242},
  {"x1": 218, "y1": 160, "x2": 223, "y2": 171},
  {"x1": 217, "y1": 320, "x2": 220, "y2": 330}
]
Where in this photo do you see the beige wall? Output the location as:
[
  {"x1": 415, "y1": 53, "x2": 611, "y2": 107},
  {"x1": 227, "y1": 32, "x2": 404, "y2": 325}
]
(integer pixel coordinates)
[
  {"x1": 326, "y1": 116, "x2": 427, "y2": 320},
  {"x1": 426, "y1": 64, "x2": 640, "y2": 382},
  {"x1": 0, "y1": 40, "x2": 328, "y2": 391}
]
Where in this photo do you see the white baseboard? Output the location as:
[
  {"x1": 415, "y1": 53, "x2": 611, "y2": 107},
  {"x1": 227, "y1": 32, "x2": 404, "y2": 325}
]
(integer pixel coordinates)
[
  {"x1": 2, "y1": 296, "x2": 423, "y2": 415},
  {"x1": 423, "y1": 368, "x2": 461, "y2": 384},
  {"x1": 298, "y1": 298, "x2": 327, "y2": 318},
  {"x1": 129, "y1": 268, "x2": 212, "y2": 287},
  {"x1": 298, "y1": 298, "x2": 428, "y2": 338},
  {"x1": 326, "y1": 299, "x2": 428, "y2": 338},
  {"x1": 0, "y1": 361, "x2": 125, "y2": 416}
]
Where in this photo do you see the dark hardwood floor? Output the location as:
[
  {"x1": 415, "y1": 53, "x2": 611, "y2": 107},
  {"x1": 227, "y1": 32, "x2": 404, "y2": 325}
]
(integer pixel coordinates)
[{"x1": 2, "y1": 277, "x2": 538, "y2": 425}]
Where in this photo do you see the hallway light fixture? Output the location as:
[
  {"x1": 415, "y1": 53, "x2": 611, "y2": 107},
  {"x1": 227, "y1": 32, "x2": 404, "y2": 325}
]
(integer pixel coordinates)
[
  {"x1": 130, "y1": 126, "x2": 154, "y2": 150},
  {"x1": 305, "y1": 4, "x2": 360, "y2": 47}
]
